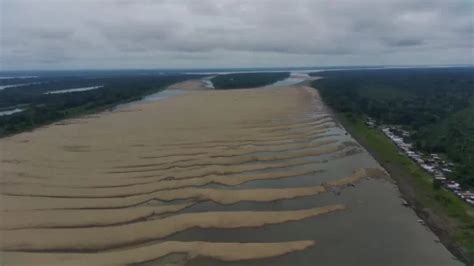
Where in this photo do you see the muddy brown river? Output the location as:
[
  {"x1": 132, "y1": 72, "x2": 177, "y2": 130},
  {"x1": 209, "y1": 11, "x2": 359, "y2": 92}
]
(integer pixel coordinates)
[{"x1": 0, "y1": 79, "x2": 461, "y2": 265}]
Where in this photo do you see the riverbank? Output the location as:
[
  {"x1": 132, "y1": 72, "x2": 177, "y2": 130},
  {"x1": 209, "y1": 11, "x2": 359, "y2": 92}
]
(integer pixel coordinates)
[
  {"x1": 0, "y1": 84, "x2": 348, "y2": 264},
  {"x1": 0, "y1": 74, "x2": 196, "y2": 138},
  {"x1": 331, "y1": 113, "x2": 474, "y2": 265},
  {"x1": 1, "y1": 81, "x2": 460, "y2": 265}
]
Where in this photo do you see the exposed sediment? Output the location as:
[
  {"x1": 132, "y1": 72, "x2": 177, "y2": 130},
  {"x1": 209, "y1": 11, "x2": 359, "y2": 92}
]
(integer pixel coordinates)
[
  {"x1": 2, "y1": 167, "x2": 380, "y2": 230},
  {"x1": 1, "y1": 205, "x2": 346, "y2": 252},
  {"x1": 0, "y1": 82, "x2": 387, "y2": 265},
  {"x1": 2, "y1": 241, "x2": 316, "y2": 266}
]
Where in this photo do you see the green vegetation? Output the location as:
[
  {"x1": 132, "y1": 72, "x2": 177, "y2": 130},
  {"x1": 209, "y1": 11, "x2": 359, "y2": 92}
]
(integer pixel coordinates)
[
  {"x1": 337, "y1": 114, "x2": 474, "y2": 263},
  {"x1": 311, "y1": 67, "x2": 474, "y2": 263},
  {"x1": 312, "y1": 67, "x2": 474, "y2": 187},
  {"x1": 212, "y1": 72, "x2": 289, "y2": 89},
  {"x1": 0, "y1": 74, "x2": 196, "y2": 137},
  {"x1": 417, "y1": 105, "x2": 474, "y2": 187}
]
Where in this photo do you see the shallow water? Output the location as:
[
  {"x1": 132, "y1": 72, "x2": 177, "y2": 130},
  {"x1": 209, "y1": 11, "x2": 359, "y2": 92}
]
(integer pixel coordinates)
[
  {"x1": 172, "y1": 166, "x2": 459, "y2": 265},
  {"x1": 0, "y1": 76, "x2": 38, "y2": 79},
  {"x1": 114, "y1": 89, "x2": 188, "y2": 111},
  {"x1": 202, "y1": 77, "x2": 215, "y2": 89},
  {"x1": 0, "y1": 82, "x2": 461, "y2": 266},
  {"x1": 143, "y1": 122, "x2": 461, "y2": 266},
  {"x1": 181, "y1": 178, "x2": 458, "y2": 266},
  {"x1": 136, "y1": 87, "x2": 459, "y2": 265},
  {"x1": 271, "y1": 73, "x2": 311, "y2": 87},
  {"x1": 140, "y1": 89, "x2": 188, "y2": 102},
  {"x1": 0, "y1": 83, "x2": 37, "y2": 90},
  {"x1": 0, "y1": 108, "x2": 24, "y2": 116},
  {"x1": 44, "y1": 85, "x2": 103, "y2": 94}
]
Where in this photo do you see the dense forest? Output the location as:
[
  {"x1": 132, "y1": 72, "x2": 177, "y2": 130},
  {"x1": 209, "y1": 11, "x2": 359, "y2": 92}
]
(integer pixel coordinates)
[
  {"x1": 211, "y1": 72, "x2": 289, "y2": 89},
  {"x1": 311, "y1": 67, "x2": 474, "y2": 187},
  {"x1": 417, "y1": 104, "x2": 474, "y2": 186},
  {"x1": 0, "y1": 73, "x2": 196, "y2": 136}
]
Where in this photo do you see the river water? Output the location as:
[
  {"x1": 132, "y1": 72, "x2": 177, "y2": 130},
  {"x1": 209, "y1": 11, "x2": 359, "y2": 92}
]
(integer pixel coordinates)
[
  {"x1": 271, "y1": 73, "x2": 312, "y2": 87},
  {"x1": 0, "y1": 108, "x2": 24, "y2": 116},
  {"x1": 156, "y1": 126, "x2": 460, "y2": 266},
  {"x1": 138, "y1": 84, "x2": 461, "y2": 266},
  {"x1": 0, "y1": 76, "x2": 461, "y2": 265}
]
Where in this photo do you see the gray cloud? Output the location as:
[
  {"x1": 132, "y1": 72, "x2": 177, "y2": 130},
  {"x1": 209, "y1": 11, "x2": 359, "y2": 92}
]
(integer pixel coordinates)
[
  {"x1": 0, "y1": 0, "x2": 472, "y2": 70},
  {"x1": 385, "y1": 39, "x2": 424, "y2": 47}
]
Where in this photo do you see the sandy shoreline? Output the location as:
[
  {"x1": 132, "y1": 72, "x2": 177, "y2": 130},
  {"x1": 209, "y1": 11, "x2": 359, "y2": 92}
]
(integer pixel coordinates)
[{"x1": 0, "y1": 80, "x2": 460, "y2": 265}]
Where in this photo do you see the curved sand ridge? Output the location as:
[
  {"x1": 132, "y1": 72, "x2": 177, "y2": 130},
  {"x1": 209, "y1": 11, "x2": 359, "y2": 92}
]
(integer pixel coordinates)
[
  {"x1": 0, "y1": 166, "x2": 376, "y2": 212},
  {"x1": 3, "y1": 134, "x2": 349, "y2": 183},
  {"x1": 0, "y1": 119, "x2": 337, "y2": 175},
  {"x1": 1, "y1": 144, "x2": 360, "y2": 198},
  {"x1": 1, "y1": 205, "x2": 346, "y2": 251},
  {"x1": 0, "y1": 81, "x2": 387, "y2": 265},
  {"x1": 0, "y1": 168, "x2": 385, "y2": 230},
  {"x1": 3, "y1": 241, "x2": 315, "y2": 266}
]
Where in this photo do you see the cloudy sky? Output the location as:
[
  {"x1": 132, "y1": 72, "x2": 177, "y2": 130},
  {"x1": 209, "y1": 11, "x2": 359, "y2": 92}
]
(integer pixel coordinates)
[{"x1": 1, "y1": 0, "x2": 473, "y2": 70}]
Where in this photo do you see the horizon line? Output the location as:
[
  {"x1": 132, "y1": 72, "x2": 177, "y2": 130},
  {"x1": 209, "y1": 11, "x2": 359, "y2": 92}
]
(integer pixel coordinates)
[{"x1": 1, "y1": 63, "x2": 473, "y2": 73}]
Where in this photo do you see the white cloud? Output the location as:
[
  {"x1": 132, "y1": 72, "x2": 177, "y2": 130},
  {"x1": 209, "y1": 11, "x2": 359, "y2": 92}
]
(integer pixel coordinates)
[{"x1": 0, "y1": 0, "x2": 472, "y2": 70}]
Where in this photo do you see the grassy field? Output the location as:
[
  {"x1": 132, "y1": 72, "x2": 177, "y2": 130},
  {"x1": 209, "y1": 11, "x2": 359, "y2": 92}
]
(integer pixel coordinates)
[{"x1": 337, "y1": 114, "x2": 474, "y2": 264}]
